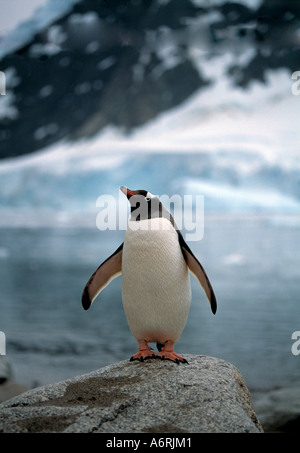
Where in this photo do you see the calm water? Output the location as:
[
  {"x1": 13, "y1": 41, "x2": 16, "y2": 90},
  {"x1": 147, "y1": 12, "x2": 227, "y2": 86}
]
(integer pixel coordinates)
[{"x1": 0, "y1": 213, "x2": 300, "y2": 394}]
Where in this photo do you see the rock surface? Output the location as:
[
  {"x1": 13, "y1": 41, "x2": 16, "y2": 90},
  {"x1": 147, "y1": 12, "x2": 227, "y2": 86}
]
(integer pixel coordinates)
[
  {"x1": 0, "y1": 355, "x2": 263, "y2": 433},
  {"x1": 0, "y1": 356, "x2": 30, "y2": 404},
  {"x1": 252, "y1": 385, "x2": 300, "y2": 433},
  {"x1": 0, "y1": 356, "x2": 13, "y2": 383},
  {"x1": 0, "y1": 381, "x2": 30, "y2": 404}
]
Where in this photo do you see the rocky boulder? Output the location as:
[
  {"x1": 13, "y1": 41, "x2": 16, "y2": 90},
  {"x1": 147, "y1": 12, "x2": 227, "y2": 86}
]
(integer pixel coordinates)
[{"x1": 0, "y1": 355, "x2": 263, "y2": 433}]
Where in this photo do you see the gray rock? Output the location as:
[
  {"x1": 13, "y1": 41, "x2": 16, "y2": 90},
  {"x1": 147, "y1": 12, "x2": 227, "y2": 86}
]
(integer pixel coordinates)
[
  {"x1": 0, "y1": 381, "x2": 30, "y2": 404},
  {"x1": 252, "y1": 385, "x2": 300, "y2": 432},
  {"x1": 0, "y1": 356, "x2": 29, "y2": 404},
  {"x1": 0, "y1": 355, "x2": 263, "y2": 433},
  {"x1": 0, "y1": 356, "x2": 13, "y2": 383}
]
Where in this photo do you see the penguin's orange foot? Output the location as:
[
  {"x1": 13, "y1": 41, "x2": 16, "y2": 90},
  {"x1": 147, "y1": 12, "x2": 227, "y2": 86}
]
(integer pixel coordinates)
[
  {"x1": 130, "y1": 340, "x2": 158, "y2": 362},
  {"x1": 157, "y1": 341, "x2": 188, "y2": 364},
  {"x1": 130, "y1": 350, "x2": 157, "y2": 361},
  {"x1": 158, "y1": 351, "x2": 187, "y2": 364}
]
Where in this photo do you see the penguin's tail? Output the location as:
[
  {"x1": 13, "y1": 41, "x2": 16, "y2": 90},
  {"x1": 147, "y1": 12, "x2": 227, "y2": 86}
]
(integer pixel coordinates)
[{"x1": 156, "y1": 343, "x2": 165, "y2": 352}]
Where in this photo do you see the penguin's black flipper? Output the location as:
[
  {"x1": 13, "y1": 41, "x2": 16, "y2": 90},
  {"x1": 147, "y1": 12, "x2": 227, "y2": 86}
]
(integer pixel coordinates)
[
  {"x1": 178, "y1": 233, "x2": 217, "y2": 314},
  {"x1": 82, "y1": 243, "x2": 123, "y2": 310}
]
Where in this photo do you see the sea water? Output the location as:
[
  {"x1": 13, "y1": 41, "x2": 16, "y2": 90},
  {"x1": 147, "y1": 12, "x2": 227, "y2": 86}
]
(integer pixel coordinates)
[{"x1": 1, "y1": 213, "x2": 299, "y2": 394}]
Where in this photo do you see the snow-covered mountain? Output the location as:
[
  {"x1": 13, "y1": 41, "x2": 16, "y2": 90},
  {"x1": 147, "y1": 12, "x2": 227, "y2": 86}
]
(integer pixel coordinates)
[
  {"x1": 0, "y1": 0, "x2": 300, "y2": 218},
  {"x1": 1, "y1": 0, "x2": 299, "y2": 158}
]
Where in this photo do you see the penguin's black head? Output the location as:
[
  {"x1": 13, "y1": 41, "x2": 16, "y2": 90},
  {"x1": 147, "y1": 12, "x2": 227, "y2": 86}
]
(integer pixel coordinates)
[
  {"x1": 120, "y1": 186, "x2": 148, "y2": 200},
  {"x1": 120, "y1": 186, "x2": 172, "y2": 223}
]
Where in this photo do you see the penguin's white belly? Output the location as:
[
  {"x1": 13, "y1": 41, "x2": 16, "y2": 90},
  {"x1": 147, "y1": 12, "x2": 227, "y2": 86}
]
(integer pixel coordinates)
[{"x1": 121, "y1": 218, "x2": 191, "y2": 344}]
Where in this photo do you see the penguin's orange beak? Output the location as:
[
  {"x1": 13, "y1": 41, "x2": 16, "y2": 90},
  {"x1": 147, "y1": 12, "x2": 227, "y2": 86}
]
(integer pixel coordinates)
[{"x1": 120, "y1": 186, "x2": 136, "y2": 198}]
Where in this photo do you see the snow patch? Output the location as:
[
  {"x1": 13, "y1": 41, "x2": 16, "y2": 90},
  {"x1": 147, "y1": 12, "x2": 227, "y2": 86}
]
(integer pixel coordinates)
[
  {"x1": 39, "y1": 85, "x2": 54, "y2": 98},
  {"x1": 34, "y1": 123, "x2": 59, "y2": 141}
]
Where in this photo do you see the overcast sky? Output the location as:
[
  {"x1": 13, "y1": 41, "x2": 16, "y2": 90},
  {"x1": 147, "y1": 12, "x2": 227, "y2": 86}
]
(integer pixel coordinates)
[{"x1": 0, "y1": 0, "x2": 48, "y2": 35}]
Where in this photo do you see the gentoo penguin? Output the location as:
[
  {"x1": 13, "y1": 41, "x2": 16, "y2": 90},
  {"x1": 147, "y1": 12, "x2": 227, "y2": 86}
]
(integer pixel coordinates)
[{"x1": 82, "y1": 186, "x2": 217, "y2": 364}]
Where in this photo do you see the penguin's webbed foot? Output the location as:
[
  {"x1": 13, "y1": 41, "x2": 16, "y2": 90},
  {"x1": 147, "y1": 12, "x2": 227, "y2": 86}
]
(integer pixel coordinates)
[
  {"x1": 158, "y1": 352, "x2": 188, "y2": 364},
  {"x1": 157, "y1": 341, "x2": 188, "y2": 364},
  {"x1": 130, "y1": 340, "x2": 158, "y2": 362},
  {"x1": 130, "y1": 351, "x2": 157, "y2": 362}
]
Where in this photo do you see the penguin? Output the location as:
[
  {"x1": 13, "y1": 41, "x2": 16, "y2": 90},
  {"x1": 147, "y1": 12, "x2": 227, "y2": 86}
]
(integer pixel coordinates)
[{"x1": 82, "y1": 186, "x2": 217, "y2": 364}]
